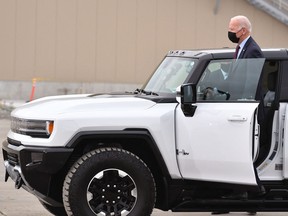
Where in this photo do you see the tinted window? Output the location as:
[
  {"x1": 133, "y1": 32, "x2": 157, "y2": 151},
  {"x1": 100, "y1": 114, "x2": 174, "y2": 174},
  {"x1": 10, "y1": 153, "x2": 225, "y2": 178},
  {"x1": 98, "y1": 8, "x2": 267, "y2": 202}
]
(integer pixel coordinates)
[
  {"x1": 197, "y1": 58, "x2": 265, "y2": 101},
  {"x1": 280, "y1": 61, "x2": 288, "y2": 101}
]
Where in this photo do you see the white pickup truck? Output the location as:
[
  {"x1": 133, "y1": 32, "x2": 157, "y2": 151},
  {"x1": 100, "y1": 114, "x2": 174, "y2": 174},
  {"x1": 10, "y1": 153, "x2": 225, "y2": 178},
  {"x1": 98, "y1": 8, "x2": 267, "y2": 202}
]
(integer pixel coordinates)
[{"x1": 3, "y1": 49, "x2": 288, "y2": 216}]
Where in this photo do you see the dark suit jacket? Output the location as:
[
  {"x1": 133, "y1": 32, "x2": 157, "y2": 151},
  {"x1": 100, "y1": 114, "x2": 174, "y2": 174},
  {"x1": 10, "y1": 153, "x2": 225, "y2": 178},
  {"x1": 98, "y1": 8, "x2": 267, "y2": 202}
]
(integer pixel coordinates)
[
  {"x1": 240, "y1": 36, "x2": 265, "y2": 99},
  {"x1": 238, "y1": 36, "x2": 264, "y2": 59},
  {"x1": 228, "y1": 36, "x2": 264, "y2": 100}
]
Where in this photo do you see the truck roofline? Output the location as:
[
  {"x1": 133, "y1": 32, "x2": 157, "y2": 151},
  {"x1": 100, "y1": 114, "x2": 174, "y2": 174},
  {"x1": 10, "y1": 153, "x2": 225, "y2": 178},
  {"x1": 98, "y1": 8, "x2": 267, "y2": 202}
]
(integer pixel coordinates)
[{"x1": 167, "y1": 48, "x2": 288, "y2": 59}]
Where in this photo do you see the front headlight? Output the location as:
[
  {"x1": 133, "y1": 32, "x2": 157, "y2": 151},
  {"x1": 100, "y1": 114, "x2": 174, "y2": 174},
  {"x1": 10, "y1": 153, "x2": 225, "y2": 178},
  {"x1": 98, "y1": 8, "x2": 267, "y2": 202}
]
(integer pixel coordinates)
[{"x1": 11, "y1": 117, "x2": 54, "y2": 138}]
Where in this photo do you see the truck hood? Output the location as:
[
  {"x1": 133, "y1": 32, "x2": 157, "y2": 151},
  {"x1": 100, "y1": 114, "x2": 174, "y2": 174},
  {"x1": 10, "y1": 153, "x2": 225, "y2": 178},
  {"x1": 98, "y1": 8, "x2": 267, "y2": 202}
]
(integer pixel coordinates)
[{"x1": 11, "y1": 94, "x2": 157, "y2": 120}]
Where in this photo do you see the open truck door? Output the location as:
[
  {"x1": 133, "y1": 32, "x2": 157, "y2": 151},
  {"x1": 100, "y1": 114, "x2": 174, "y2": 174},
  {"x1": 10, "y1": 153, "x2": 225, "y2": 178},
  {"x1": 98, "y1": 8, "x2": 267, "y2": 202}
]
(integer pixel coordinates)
[{"x1": 176, "y1": 58, "x2": 265, "y2": 186}]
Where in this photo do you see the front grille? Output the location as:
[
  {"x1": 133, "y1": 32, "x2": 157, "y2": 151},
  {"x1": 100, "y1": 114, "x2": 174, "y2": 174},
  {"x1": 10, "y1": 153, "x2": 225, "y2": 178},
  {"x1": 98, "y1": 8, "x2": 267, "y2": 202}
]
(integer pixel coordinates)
[{"x1": 7, "y1": 152, "x2": 19, "y2": 166}]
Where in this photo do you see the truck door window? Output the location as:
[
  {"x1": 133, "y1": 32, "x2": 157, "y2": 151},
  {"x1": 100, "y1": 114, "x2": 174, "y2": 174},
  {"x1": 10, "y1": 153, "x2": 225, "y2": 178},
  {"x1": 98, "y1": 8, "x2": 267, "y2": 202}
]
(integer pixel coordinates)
[{"x1": 197, "y1": 58, "x2": 265, "y2": 101}]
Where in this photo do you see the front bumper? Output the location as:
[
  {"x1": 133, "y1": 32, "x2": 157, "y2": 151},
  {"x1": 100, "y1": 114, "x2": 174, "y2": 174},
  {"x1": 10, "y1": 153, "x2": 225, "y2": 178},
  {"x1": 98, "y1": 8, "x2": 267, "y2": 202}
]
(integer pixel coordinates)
[{"x1": 2, "y1": 139, "x2": 73, "y2": 206}]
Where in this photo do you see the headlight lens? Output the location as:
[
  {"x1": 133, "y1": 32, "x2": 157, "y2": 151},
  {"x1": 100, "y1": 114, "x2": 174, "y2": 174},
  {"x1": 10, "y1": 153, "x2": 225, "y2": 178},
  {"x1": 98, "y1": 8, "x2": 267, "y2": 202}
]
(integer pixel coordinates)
[{"x1": 11, "y1": 117, "x2": 54, "y2": 138}]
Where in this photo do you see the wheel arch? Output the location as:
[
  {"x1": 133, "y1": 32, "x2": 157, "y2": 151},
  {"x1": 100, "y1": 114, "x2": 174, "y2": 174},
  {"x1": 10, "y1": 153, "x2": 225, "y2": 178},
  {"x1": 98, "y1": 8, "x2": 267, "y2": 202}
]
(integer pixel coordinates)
[{"x1": 65, "y1": 129, "x2": 171, "y2": 210}]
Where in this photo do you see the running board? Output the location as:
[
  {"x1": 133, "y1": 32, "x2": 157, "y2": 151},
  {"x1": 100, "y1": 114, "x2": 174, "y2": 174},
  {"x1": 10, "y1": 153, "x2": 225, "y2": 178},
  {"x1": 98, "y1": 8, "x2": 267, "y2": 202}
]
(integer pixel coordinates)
[
  {"x1": 172, "y1": 189, "x2": 288, "y2": 212},
  {"x1": 172, "y1": 198, "x2": 288, "y2": 212}
]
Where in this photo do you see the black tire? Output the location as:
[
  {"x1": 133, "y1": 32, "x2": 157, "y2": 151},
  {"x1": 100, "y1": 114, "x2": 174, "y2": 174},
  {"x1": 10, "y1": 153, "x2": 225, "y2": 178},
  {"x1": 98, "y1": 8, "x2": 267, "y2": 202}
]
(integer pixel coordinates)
[
  {"x1": 39, "y1": 200, "x2": 67, "y2": 216},
  {"x1": 63, "y1": 147, "x2": 156, "y2": 216}
]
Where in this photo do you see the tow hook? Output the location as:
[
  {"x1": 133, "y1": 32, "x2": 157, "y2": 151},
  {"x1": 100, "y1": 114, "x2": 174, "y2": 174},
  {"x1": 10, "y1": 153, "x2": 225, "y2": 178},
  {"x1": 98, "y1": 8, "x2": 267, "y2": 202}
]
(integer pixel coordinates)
[{"x1": 15, "y1": 175, "x2": 23, "y2": 189}]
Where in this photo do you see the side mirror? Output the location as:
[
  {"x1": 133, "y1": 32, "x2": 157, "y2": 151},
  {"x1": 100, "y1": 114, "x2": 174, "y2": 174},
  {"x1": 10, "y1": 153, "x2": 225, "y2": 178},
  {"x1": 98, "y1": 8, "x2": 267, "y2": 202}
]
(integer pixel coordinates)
[
  {"x1": 180, "y1": 83, "x2": 197, "y2": 117},
  {"x1": 181, "y1": 83, "x2": 197, "y2": 104}
]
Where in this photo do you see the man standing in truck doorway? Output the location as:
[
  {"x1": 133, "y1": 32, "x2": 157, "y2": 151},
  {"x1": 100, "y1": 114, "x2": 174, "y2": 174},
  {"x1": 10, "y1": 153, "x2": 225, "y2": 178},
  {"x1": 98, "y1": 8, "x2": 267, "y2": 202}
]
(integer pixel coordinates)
[{"x1": 212, "y1": 15, "x2": 264, "y2": 216}]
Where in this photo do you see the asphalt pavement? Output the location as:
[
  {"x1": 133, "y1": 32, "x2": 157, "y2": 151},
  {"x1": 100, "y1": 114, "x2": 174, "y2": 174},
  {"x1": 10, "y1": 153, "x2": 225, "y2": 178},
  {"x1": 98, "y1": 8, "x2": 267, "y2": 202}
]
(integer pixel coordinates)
[{"x1": 0, "y1": 117, "x2": 287, "y2": 216}]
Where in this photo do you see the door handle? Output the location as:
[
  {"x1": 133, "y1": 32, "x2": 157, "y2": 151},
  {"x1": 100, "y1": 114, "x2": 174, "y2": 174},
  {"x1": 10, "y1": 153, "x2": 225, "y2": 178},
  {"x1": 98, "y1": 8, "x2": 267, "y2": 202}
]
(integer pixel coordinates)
[{"x1": 228, "y1": 115, "x2": 247, "y2": 122}]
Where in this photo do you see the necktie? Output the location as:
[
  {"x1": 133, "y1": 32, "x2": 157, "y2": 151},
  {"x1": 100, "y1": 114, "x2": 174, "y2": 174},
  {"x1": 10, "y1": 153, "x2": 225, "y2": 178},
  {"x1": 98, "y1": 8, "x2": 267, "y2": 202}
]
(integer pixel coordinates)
[{"x1": 234, "y1": 45, "x2": 240, "y2": 59}]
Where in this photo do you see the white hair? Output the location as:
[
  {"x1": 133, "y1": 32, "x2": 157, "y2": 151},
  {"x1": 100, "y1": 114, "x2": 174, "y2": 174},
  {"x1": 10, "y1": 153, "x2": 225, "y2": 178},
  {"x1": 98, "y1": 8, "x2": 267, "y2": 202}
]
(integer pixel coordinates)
[{"x1": 231, "y1": 15, "x2": 252, "y2": 33}]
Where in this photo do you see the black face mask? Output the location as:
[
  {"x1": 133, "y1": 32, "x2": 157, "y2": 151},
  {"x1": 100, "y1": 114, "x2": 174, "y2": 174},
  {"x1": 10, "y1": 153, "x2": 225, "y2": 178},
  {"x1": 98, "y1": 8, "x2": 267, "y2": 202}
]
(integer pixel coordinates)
[{"x1": 228, "y1": 31, "x2": 239, "y2": 43}]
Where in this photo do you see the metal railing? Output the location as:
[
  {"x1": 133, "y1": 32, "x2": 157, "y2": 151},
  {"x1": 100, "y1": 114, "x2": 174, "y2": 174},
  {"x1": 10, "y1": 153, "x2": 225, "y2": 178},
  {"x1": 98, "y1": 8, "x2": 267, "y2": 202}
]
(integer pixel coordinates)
[
  {"x1": 269, "y1": 0, "x2": 288, "y2": 13},
  {"x1": 247, "y1": 0, "x2": 288, "y2": 26}
]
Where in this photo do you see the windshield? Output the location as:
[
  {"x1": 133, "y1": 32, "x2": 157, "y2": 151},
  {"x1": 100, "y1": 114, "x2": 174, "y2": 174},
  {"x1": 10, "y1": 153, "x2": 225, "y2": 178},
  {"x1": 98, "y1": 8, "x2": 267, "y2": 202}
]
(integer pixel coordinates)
[{"x1": 141, "y1": 57, "x2": 198, "y2": 96}]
